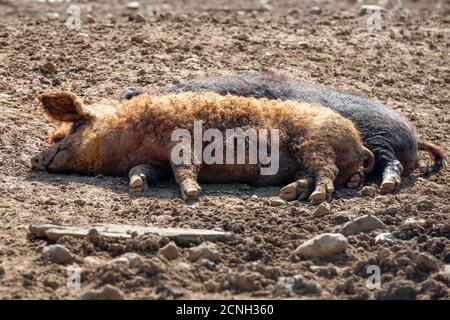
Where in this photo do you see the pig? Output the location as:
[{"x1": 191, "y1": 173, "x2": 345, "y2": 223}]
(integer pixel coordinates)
[
  {"x1": 31, "y1": 90, "x2": 375, "y2": 204},
  {"x1": 118, "y1": 72, "x2": 447, "y2": 193}
]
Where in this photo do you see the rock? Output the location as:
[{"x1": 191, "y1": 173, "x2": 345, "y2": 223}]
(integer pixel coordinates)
[
  {"x1": 126, "y1": 1, "x2": 141, "y2": 10},
  {"x1": 310, "y1": 6, "x2": 322, "y2": 15},
  {"x1": 414, "y1": 253, "x2": 438, "y2": 272},
  {"x1": 188, "y1": 242, "x2": 221, "y2": 262},
  {"x1": 341, "y1": 214, "x2": 387, "y2": 236},
  {"x1": 298, "y1": 41, "x2": 309, "y2": 49},
  {"x1": 274, "y1": 275, "x2": 321, "y2": 296},
  {"x1": 375, "y1": 232, "x2": 397, "y2": 243},
  {"x1": 46, "y1": 12, "x2": 60, "y2": 21},
  {"x1": 360, "y1": 5, "x2": 385, "y2": 16},
  {"x1": 158, "y1": 242, "x2": 180, "y2": 260},
  {"x1": 134, "y1": 14, "x2": 146, "y2": 23},
  {"x1": 0, "y1": 264, "x2": 4, "y2": 276},
  {"x1": 312, "y1": 202, "x2": 331, "y2": 217},
  {"x1": 361, "y1": 186, "x2": 377, "y2": 197},
  {"x1": 236, "y1": 32, "x2": 250, "y2": 41},
  {"x1": 42, "y1": 244, "x2": 74, "y2": 264},
  {"x1": 404, "y1": 217, "x2": 425, "y2": 225},
  {"x1": 84, "y1": 15, "x2": 96, "y2": 24},
  {"x1": 110, "y1": 252, "x2": 142, "y2": 267},
  {"x1": 136, "y1": 68, "x2": 146, "y2": 76},
  {"x1": 80, "y1": 284, "x2": 125, "y2": 300},
  {"x1": 443, "y1": 265, "x2": 450, "y2": 275},
  {"x1": 294, "y1": 233, "x2": 348, "y2": 258},
  {"x1": 111, "y1": 75, "x2": 122, "y2": 83},
  {"x1": 269, "y1": 197, "x2": 286, "y2": 207}
]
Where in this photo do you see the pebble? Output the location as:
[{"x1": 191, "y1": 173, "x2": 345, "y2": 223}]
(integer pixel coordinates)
[
  {"x1": 274, "y1": 275, "x2": 321, "y2": 296},
  {"x1": 312, "y1": 202, "x2": 331, "y2": 217},
  {"x1": 42, "y1": 244, "x2": 74, "y2": 264},
  {"x1": 126, "y1": 1, "x2": 140, "y2": 10},
  {"x1": 310, "y1": 6, "x2": 322, "y2": 15},
  {"x1": 404, "y1": 217, "x2": 426, "y2": 225},
  {"x1": 340, "y1": 214, "x2": 387, "y2": 236},
  {"x1": 158, "y1": 242, "x2": 180, "y2": 260},
  {"x1": 83, "y1": 256, "x2": 104, "y2": 267},
  {"x1": 46, "y1": 12, "x2": 60, "y2": 21},
  {"x1": 361, "y1": 186, "x2": 377, "y2": 197},
  {"x1": 74, "y1": 199, "x2": 86, "y2": 206},
  {"x1": 111, "y1": 75, "x2": 122, "y2": 83},
  {"x1": 294, "y1": 233, "x2": 348, "y2": 258},
  {"x1": 269, "y1": 197, "x2": 286, "y2": 207},
  {"x1": 134, "y1": 14, "x2": 146, "y2": 23},
  {"x1": 84, "y1": 15, "x2": 96, "y2": 24},
  {"x1": 80, "y1": 284, "x2": 125, "y2": 300},
  {"x1": 444, "y1": 265, "x2": 450, "y2": 274},
  {"x1": 236, "y1": 32, "x2": 250, "y2": 41},
  {"x1": 375, "y1": 232, "x2": 397, "y2": 243},
  {"x1": 188, "y1": 242, "x2": 221, "y2": 262}
]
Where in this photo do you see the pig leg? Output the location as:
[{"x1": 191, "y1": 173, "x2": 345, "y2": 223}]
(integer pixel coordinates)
[
  {"x1": 380, "y1": 160, "x2": 402, "y2": 194},
  {"x1": 170, "y1": 163, "x2": 202, "y2": 200},
  {"x1": 128, "y1": 164, "x2": 167, "y2": 193},
  {"x1": 291, "y1": 144, "x2": 339, "y2": 204}
]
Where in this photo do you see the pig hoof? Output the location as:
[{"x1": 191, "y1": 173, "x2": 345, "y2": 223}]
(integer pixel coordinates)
[
  {"x1": 129, "y1": 174, "x2": 147, "y2": 193},
  {"x1": 279, "y1": 179, "x2": 310, "y2": 201},
  {"x1": 309, "y1": 190, "x2": 326, "y2": 204},
  {"x1": 380, "y1": 178, "x2": 400, "y2": 194},
  {"x1": 180, "y1": 180, "x2": 201, "y2": 200}
]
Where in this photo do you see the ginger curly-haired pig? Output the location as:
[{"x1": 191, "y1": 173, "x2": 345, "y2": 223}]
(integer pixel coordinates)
[{"x1": 31, "y1": 91, "x2": 374, "y2": 203}]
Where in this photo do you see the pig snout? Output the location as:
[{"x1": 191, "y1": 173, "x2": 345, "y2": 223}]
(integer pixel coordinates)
[{"x1": 30, "y1": 145, "x2": 59, "y2": 171}]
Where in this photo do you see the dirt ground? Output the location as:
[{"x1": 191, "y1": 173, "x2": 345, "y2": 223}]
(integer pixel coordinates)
[{"x1": 0, "y1": 0, "x2": 449, "y2": 300}]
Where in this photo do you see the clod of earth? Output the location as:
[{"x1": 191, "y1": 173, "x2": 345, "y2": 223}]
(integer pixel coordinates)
[
  {"x1": 188, "y1": 242, "x2": 221, "y2": 262},
  {"x1": 294, "y1": 233, "x2": 348, "y2": 258},
  {"x1": 29, "y1": 223, "x2": 232, "y2": 244},
  {"x1": 340, "y1": 214, "x2": 387, "y2": 236},
  {"x1": 80, "y1": 284, "x2": 125, "y2": 300}
]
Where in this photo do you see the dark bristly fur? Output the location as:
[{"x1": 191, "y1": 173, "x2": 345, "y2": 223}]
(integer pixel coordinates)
[{"x1": 118, "y1": 72, "x2": 446, "y2": 180}]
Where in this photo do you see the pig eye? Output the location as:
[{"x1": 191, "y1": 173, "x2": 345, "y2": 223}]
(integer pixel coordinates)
[{"x1": 70, "y1": 119, "x2": 88, "y2": 134}]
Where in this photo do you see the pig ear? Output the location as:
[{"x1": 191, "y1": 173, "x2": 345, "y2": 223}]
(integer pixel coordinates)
[{"x1": 38, "y1": 91, "x2": 95, "y2": 122}]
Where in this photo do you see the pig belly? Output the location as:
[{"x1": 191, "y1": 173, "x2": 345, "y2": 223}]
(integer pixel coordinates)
[{"x1": 197, "y1": 152, "x2": 300, "y2": 186}]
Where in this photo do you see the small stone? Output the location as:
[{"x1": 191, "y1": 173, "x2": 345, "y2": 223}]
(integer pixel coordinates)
[
  {"x1": 84, "y1": 15, "x2": 96, "y2": 24},
  {"x1": 298, "y1": 41, "x2": 309, "y2": 49},
  {"x1": 109, "y1": 252, "x2": 142, "y2": 267},
  {"x1": 360, "y1": 5, "x2": 385, "y2": 16},
  {"x1": 229, "y1": 271, "x2": 262, "y2": 291},
  {"x1": 375, "y1": 232, "x2": 397, "y2": 243},
  {"x1": 188, "y1": 242, "x2": 221, "y2": 262},
  {"x1": 111, "y1": 75, "x2": 122, "y2": 83},
  {"x1": 42, "y1": 244, "x2": 74, "y2": 264},
  {"x1": 74, "y1": 199, "x2": 86, "y2": 206},
  {"x1": 341, "y1": 214, "x2": 387, "y2": 236},
  {"x1": 80, "y1": 284, "x2": 125, "y2": 300},
  {"x1": 361, "y1": 186, "x2": 377, "y2": 197},
  {"x1": 46, "y1": 12, "x2": 60, "y2": 21},
  {"x1": 274, "y1": 275, "x2": 321, "y2": 296},
  {"x1": 269, "y1": 197, "x2": 286, "y2": 207},
  {"x1": 414, "y1": 253, "x2": 438, "y2": 272},
  {"x1": 158, "y1": 242, "x2": 180, "y2": 260},
  {"x1": 294, "y1": 233, "x2": 348, "y2": 258},
  {"x1": 83, "y1": 256, "x2": 104, "y2": 267},
  {"x1": 126, "y1": 1, "x2": 140, "y2": 10},
  {"x1": 250, "y1": 195, "x2": 258, "y2": 200},
  {"x1": 137, "y1": 68, "x2": 146, "y2": 76},
  {"x1": 444, "y1": 265, "x2": 450, "y2": 274},
  {"x1": 404, "y1": 217, "x2": 425, "y2": 225},
  {"x1": 236, "y1": 32, "x2": 250, "y2": 41},
  {"x1": 134, "y1": 14, "x2": 146, "y2": 23},
  {"x1": 312, "y1": 202, "x2": 331, "y2": 217},
  {"x1": 310, "y1": 6, "x2": 322, "y2": 15}
]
